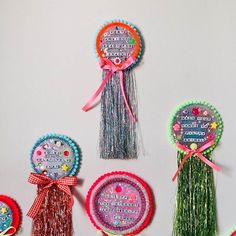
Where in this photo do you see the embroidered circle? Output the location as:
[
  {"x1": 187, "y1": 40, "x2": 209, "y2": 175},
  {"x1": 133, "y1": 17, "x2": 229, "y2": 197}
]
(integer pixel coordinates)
[
  {"x1": 96, "y1": 21, "x2": 142, "y2": 68},
  {"x1": 86, "y1": 172, "x2": 153, "y2": 235},
  {"x1": 0, "y1": 195, "x2": 21, "y2": 234},
  {"x1": 169, "y1": 101, "x2": 223, "y2": 154},
  {"x1": 30, "y1": 133, "x2": 81, "y2": 179}
]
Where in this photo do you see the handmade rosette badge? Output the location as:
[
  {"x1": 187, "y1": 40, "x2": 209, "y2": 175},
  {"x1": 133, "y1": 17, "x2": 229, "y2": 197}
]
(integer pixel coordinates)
[
  {"x1": 27, "y1": 133, "x2": 81, "y2": 236},
  {"x1": 169, "y1": 101, "x2": 223, "y2": 236},
  {"x1": 83, "y1": 20, "x2": 143, "y2": 159},
  {"x1": 86, "y1": 172, "x2": 153, "y2": 236},
  {"x1": 227, "y1": 226, "x2": 236, "y2": 236},
  {"x1": 0, "y1": 195, "x2": 21, "y2": 236}
]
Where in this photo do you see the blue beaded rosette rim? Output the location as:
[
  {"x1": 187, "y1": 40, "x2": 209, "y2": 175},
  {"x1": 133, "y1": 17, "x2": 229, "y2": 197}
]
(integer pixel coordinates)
[
  {"x1": 168, "y1": 100, "x2": 224, "y2": 155},
  {"x1": 30, "y1": 133, "x2": 81, "y2": 177}
]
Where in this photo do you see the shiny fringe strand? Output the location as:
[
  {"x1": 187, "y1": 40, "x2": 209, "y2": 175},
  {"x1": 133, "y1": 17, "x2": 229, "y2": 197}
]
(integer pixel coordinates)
[
  {"x1": 99, "y1": 69, "x2": 138, "y2": 159},
  {"x1": 173, "y1": 152, "x2": 217, "y2": 236},
  {"x1": 32, "y1": 185, "x2": 72, "y2": 236}
]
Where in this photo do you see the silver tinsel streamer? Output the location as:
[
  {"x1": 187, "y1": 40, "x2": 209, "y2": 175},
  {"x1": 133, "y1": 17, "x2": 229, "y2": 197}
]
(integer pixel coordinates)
[{"x1": 99, "y1": 69, "x2": 138, "y2": 159}]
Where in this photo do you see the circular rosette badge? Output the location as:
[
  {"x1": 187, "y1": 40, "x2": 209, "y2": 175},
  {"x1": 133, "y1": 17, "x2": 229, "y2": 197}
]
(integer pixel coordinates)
[
  {"x1": 96, "y1": 20, "x2": 142, "y2": 68},
  {"x1": 86, "y1": 172, "x2": 153, "y2": 236},
  {"x1": 30, "y1": 134, "x2": 81, "y2": 179},
  {"x1": 169, "y1": 101, "x2": 223, "y2": 154},
  {"x1": 227, "y1": 227, "x2": 236, "y2": 236},
  {"x1": 0, "y1": 195, "x2": 21, "y2": 235}
]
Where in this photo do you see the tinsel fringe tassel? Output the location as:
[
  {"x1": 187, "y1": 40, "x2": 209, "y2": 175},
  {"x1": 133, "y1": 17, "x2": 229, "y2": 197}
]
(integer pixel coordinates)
[
  {"x1": 32, "y1": 185, "x2": 72, "y2": 236},
  {"x1": 99, "y1": 69, "x2": 138, "y2": 159},
  {"x1": 173, "y1": 152, "x2": 217, "y2": 236}
]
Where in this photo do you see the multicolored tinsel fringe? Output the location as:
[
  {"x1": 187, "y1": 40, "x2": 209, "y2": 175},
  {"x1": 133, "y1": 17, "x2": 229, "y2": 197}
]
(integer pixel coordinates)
[
  {"x1": 99, "y1": 69, "x2": 138, "y2": 159},
  {"x1": 32, "y1": 185, "x2": 72, "y2": 236},
  {"x1": 173, "y1": 152, "x2": 217, "y2": 236}
]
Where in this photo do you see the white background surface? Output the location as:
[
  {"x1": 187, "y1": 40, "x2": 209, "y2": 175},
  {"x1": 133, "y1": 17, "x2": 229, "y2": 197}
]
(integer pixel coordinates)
[{"x1": 0, "y1": 0, "x2": 236, "y2": 235}]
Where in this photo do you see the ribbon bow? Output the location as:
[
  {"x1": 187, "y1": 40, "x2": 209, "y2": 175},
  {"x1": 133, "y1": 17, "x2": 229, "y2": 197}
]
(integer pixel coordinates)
[
  {"x1": 27, "y1": 173, "x2": 78, "y2": 218},
  {"x1": 0, "y1": 227, "x2": 16, "y2": 236},
  {"x1": 82, "y1": 56, "x2": 137, "y2": 122},
  {"x1": 172, "y1": 140, "x2": 221, "y2": 181}
]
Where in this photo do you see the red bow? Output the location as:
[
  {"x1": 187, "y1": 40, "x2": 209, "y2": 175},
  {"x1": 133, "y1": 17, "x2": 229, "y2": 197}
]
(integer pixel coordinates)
[
  {"x1": 172, "y1": 140, "x2": 221, "y2": 181},
  {"x1": 27, "y1": 173, "x2": 78, "y2": 218}
]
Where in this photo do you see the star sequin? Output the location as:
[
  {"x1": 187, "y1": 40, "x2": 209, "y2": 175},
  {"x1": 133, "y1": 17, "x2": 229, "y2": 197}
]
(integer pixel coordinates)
[
  {"x1": 1, "y1": 207, "x2": 7, "y2": 214},
  {"x1": 211, "y1": 122, "x2": 218, "y2": 129},
  {"x1": 61, "y1": 164, "x2": 69, "y2": 172}
]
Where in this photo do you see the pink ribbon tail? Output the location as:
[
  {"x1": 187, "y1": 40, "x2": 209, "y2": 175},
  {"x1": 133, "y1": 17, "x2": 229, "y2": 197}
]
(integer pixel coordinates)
[
  {"x1": 82, "y1": 70, "x2": 113, "y2": 112},
  {"x1": 172, "y1": 152, "x2": 192, "y2": 182},
  {"x1": 119, "y1": 70, "x2": 137, "y2": 122},
  {"x1": 195, "y1": 152, "x2": 221, "y2": 172},
  {"x1": 172, "y1": 140, "x2": 221, "y2": 181},
  {"x1": 82, "y1": 57, "x2": 136, "y2": 122}
]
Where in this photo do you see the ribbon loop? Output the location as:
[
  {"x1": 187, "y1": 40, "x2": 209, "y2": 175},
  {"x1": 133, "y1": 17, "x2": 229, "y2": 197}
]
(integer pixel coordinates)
[
  {"x1": 103, "y1": 231, "x2": 123, "y2": 236},
  {"x1": 0, "y1": 226, "x2": 16, "y2": 236},
  {"x1": 82, "y1": 56, "x2": 136, "y2": 122},
  {"x1": 27, "y1": 173, "x2": 78, "y2": 218},
  {"x1": 172, "y1": 140, "x2": 221, "y2": 181}
]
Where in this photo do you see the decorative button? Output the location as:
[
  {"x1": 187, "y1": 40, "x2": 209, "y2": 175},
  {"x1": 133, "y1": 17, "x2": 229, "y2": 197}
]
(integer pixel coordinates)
[{"x1": 190, "y1": 143, "x2": 198, "y2": 150}]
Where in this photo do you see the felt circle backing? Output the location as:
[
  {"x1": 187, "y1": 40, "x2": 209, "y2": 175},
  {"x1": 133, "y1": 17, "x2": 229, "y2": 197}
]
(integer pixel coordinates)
[
  {"x1": 169, "y1": 101, "x2": 223, "y2": 154},
  {"x1": 0, "y1": 195, "x2": 21, "y2": 234},
  {"x1": 30, "y1": 133, "x2": 80, "y2": 180},
  {"x1": 96, "y1": 21, "x2": 142, "y2": 68},
  {"x1": 86, "y1": 171, "x2": 153, "y2": 235}
]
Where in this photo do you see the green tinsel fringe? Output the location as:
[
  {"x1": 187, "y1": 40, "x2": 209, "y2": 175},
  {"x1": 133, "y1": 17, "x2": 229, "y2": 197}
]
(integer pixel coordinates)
[{"x1": 173, "y1": 152, "x2": 217, "y2": 236}]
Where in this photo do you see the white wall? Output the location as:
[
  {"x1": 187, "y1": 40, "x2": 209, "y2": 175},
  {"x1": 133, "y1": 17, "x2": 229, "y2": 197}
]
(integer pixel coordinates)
[{"x1": 0, "y1": 0, "x2": 236, "y2": 235}]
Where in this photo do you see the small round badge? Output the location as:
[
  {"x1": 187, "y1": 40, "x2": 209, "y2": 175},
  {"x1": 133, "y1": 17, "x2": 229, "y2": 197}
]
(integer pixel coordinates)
[
  {"x1": 30, "y1": 133, "x2": 81, "y2": 179},
  {"x1": 0, "y1": 195, "x2": 21, "y2": 235},
  {"x1": 231, "y1": 231, "x2": 236, "y2": 236},
  {"x1": 86, "y1": 171, "x2": 153, "y2": 235},
  {"x1": 96, "y1": 20, "x2": 142, "y2": 68},
  {"x1": 169, "y1": 101, "x2": 223, "y2": 154},
  {"x1": 227, "y1": 226, "x2": 236, "y2": 236}
]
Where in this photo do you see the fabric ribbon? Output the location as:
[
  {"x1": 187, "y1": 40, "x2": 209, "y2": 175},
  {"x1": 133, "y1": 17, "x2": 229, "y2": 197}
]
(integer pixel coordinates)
[
  {"x1": 172, "y1": 140, "x2": 221, "y2": 181},
  {"x1": 102, "y1": 232, "x2": 123, "y2": 236},
  {"x1": 82, "y1": 56, "x2": 137, "y2": 122},
  {"x1": 0, "y1": 227, "x2": 16, "y2": 236},
  {"x1": 104, "y1": 233, "x2": 121, "y2": 236},
  {"x1": 102, "y1": 231, "x2": 135, "y2": 236},
  {"x1": 104, "y1": 232, "x2": 121, "y2": 236},
  {"x1": 27, "y1": 173, "x2": 78, "y2": 218}
]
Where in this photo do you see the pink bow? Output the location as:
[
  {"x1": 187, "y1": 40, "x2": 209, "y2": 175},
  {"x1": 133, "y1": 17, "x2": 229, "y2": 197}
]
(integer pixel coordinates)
[
  {"x1": 82, "y1": 57, "x2": 137, "y2": 122},
  {"x1": 172, "y1": 140, "x2": 221, "y2": 181}
]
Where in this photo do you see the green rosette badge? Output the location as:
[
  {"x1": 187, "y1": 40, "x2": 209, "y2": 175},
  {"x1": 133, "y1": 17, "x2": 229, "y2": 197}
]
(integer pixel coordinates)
[{"x1": 168, "y1": 101, "x2": 223, "y2": 236}]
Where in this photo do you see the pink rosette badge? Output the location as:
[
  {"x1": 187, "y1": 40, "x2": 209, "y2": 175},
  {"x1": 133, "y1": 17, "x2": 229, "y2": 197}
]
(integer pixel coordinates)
[{"x1": 86, "y1": 172, "x2": 154, "y2": 236}]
